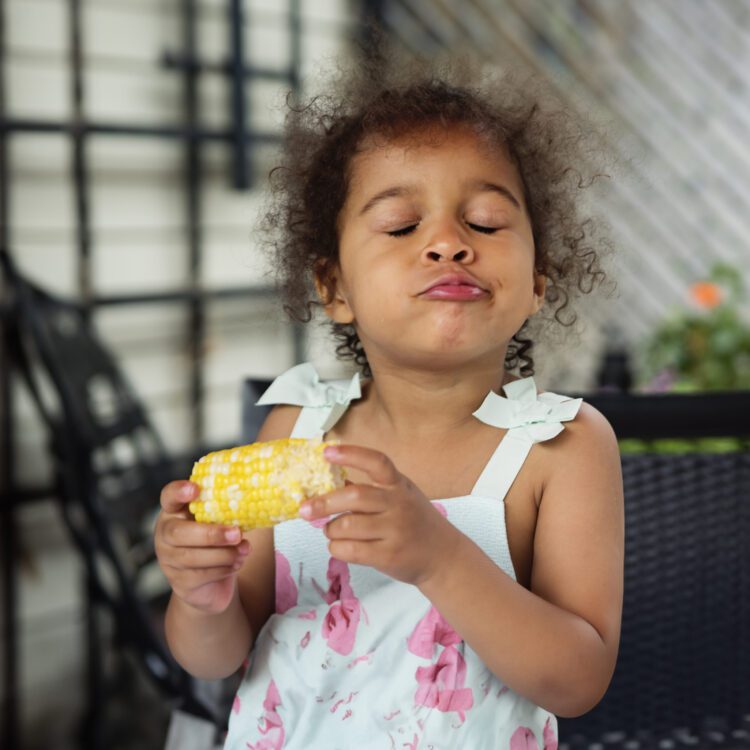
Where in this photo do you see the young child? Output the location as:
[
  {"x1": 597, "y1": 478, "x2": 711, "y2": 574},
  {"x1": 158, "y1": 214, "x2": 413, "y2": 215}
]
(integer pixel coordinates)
[{"x1": 155, "y1": 53, "x2": 624, "y2": 749}]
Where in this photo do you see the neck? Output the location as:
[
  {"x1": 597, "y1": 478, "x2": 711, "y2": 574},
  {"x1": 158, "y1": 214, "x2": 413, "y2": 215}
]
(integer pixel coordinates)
[{"x1": 360, "y1": 354, "x2": 514, "y2": 444}]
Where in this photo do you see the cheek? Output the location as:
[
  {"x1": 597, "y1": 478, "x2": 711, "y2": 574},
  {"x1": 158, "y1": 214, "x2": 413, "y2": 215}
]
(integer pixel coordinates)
[
  {"x1": 349, "y1": 269, "x2": 413, "y2": 330},
  {"x1": 503, "y1": 246, "x2": 537, "y2": 286}
]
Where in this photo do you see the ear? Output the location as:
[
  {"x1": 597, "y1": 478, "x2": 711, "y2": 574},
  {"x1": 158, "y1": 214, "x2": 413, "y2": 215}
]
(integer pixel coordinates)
[
  {"x1": 313, "y1": 260, "x2": 355, "y2": 325},
  {"x1": 530, "y1": 272, "x2": 546, "y2": 315}
]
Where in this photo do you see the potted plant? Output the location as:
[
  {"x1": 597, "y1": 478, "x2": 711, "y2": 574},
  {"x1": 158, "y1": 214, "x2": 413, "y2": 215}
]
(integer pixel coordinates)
[{"x1": 640, "y1": 262, "x2": 750, "y2": 393}]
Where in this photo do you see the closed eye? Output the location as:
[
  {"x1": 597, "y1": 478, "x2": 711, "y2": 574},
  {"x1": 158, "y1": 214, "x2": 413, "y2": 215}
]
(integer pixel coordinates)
[
  {"x1": 468, "y1": 223, "x2": 498, "y2": 234},
  {"x1": 387, "y1": 222, "x2": 498, "y2": 237},
  {"x1": 387, "y1": 224, "x2": 418, "y2": 237}
]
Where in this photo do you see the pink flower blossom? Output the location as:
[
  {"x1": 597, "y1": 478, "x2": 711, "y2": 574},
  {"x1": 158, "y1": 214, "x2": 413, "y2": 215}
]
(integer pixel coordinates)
[
  {"x1": 313, "y1": 557, "x2": 361, "y2": 655},
  {"x1": 322, "y1": 598, "x2": 361, "y2": 655},
  {"x1": 274, "y1": 552, "x2": 298, "y2": 614},
  {"x1": 432, "y1": 501, "x2": 448, "y2": 518},
  {"x1": 510, "y1": 726, "x2": 538, "y2": 750},
  {"x1": 414, "y1": 645, "x2": 474, "y2": 721},
  {"x1": 407, "y1": 606, "x2": 461, "y2": 658},
  {"x1": 543, "y1": 717, "x2": 558, "y2": 750},
  {"x1": 509, "y1": 719, "x2": 558, "y2": 750},
  {"x1": 246, "y1": 680, "x2": 284, "y2": 750}
]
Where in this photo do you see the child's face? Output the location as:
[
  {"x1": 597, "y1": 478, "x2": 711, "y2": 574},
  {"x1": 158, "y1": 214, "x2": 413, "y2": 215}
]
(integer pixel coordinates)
[{"x1": 321, "y1": 124, "x2": 545, "y2": 372}]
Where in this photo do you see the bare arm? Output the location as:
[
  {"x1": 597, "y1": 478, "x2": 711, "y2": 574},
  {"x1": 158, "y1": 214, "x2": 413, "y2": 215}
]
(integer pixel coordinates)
[
  {"x1": 165, "y1": 586, "x2": 253, "y2": 680},
  {"x1": 418, "y1": 404, "x2": 625, "y2": 717},
  {"x1": 161, "y1": 404, "x2": 302, "y2": 680}
]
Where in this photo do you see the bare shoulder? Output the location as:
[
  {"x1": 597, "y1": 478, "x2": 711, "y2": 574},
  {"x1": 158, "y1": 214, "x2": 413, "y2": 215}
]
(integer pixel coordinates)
[
  {"x1": 255, "y1": 403, "x2": 303, "y2": 442},
  {"x1": 535, "y1": 398, "x2": 619, "y2": 466},
  {"x1": 530, "y1": 399, "x2": 625, "y2": 699}
]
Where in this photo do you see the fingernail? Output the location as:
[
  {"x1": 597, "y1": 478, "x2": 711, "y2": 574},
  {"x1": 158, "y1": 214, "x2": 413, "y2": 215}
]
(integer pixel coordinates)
[
  {"x1": 323, "y1": 446, "x2": 340, "y2": 459},
  {"x1": 180, "y1": 483, "x2": 196, "y2": 498},
  {"x1": 225, "y1": 528, "x2": 241, "y2": 543},
  {"x1": 299, "y1": 503, "x2": 312, "y2": 519}
]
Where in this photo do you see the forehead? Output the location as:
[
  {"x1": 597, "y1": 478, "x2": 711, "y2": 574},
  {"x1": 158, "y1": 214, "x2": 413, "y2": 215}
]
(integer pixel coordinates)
[{"x1": 347, "y1": 124, "x2": 523, "y2": 197}]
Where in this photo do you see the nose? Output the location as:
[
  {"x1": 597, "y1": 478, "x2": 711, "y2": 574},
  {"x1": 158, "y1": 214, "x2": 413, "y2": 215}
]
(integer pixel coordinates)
[{"x1": 420, "y1": 228, "x2": 475, "y2": 264}]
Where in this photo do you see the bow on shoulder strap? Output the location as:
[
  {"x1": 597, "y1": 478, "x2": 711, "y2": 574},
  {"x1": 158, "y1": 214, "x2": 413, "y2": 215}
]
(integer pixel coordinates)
[
  {"x1": 255, "y1": 362, "x2": 362, "y2": 438},
  {"x1": 472, "y1": 376, "x2": 582, "y2": 444},
  {"x1": 469, "y1": 376, "x2": 583, "y2": 500}
]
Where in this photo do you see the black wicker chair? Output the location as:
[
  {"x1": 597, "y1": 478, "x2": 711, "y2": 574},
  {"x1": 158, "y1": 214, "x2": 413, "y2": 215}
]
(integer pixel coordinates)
[
  {"x1": 555, "y1": 393, "x2": 750, "y2": 749},
  {"x1": 1, "y1": 249, "x2": 231, "y2": 749},
  {"x1": 243, "y1": 379, "x2": 750, "y2": 750}
]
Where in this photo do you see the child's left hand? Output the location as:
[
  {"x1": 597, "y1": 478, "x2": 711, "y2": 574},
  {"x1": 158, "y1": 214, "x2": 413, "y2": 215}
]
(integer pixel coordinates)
[{"x1": 299, "y1": 444, "x2": 462, "y2": 587}]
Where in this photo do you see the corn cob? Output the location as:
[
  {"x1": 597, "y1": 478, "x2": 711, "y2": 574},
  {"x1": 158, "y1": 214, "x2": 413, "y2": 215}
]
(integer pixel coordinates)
[{"x1": 188, "y1": 438, "x2": 344, "y2": 530}]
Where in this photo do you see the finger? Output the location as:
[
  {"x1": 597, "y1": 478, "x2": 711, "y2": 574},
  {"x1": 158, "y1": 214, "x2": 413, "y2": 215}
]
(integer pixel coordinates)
[
  {"x1": 327, "y1": 539, "x2": 380, "y2": 567},
  {"x1": 324, "y1": 512, "x2": 384, "y2": 542},
  {"x1": 164, "y1": 541, "x2": 250, "y2": 571},
  {"x1": 160, "y1": 480, "x2": 200, "y2": 515},
  {"x1": 161, "y1": 516, "x2": 244, "y2": 548},
  {"x1": 300, "y1": 484, "x2": 385, "y2": 520},
  {"x1": 324, "y1": 444, "x2": 401, "y2": 486}
]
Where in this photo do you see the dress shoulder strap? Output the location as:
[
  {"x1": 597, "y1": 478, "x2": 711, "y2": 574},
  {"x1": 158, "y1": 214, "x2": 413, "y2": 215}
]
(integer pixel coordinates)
[
  {"x1": 470, "y1": 377, "x2": 583, "y2": 500},
  {"x1": 255, "y1": 362, "x2": 362, "y2": 439}
]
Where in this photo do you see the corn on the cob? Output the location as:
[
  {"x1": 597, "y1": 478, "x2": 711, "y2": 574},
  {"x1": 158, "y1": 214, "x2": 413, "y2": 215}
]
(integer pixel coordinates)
[{"x1": 188, "y1": 438, "x2": 344, "y2": 530}]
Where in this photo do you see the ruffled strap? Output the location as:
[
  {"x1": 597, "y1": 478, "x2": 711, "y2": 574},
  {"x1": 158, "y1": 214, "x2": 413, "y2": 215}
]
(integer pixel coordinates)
[
  {"x1": 255, "y1": 362, "x2": 362, "y2": 438},
  {"x1": 470, "y1": 376, "x2": 582, "y2": 500}
]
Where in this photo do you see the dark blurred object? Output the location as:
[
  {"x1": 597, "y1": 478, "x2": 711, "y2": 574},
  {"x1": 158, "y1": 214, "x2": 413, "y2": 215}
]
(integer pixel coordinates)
[
  {"x1": 583, "y1": 388, "x2": 750, "y2": 440},
  {"x1": 241, "y1": 378, "x2": 274, "y2": 443},
  {"x1": 596, "y1": 347, "x2": 633, "y2": 393},
  {"x1": 597, "y1": 324, "x2": 634, "y2": 393},
  {"x1": 1, "y1": 249, "x2": 230, "y2": 749}
]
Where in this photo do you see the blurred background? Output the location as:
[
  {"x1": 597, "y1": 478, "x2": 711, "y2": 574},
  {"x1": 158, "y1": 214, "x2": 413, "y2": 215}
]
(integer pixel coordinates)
[{"x1": 1, "y1": 1, "x2": 749, "y2": 749}]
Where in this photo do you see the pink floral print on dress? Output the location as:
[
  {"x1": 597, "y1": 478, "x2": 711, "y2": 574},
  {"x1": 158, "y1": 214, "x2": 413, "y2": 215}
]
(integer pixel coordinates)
[
  {"x1": 414, "y1": 643, "x2": 474, "y2": 718},
  {"x1": 432, "y1": 501, "x2": 448, "y2": 518},
  {"x1": 275, "y1": 551, "x2": 298, "y2": 614},
  {"x1": 509, "y1": 717, "x2": 558, "y2": 750},
  {"x1": 408, "y1": 606, "x2": 474, "y2": 722},
  {"x1": 313, "y1": 557, "x2": 361, "y2": 655},
  {"x1": 407, "y1": 605, "x2": 461, "y2": 658},
  {"x1": 322, "y1": 598, "x2": 361, "y2": 655},
  {"x1": 543, "y1": 717, "x2": 558, "y2": 750},
  {"x1": 246, "y1": 680, "x2": 285, "y2": 750}
]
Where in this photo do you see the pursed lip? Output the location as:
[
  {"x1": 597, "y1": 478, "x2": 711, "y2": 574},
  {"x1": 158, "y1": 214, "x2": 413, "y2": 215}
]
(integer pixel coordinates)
[{"x1": 419, "y1": 272, "x2": 488, "y2": 295}]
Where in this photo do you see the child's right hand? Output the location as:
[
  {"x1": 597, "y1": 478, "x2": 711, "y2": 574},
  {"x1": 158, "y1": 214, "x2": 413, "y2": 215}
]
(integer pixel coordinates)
[{"x1": 155, "y1": 480, "x2": 250, "y2": 615}]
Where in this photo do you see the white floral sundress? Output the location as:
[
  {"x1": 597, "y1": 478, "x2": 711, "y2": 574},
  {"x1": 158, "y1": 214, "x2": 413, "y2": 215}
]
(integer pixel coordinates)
[{"x1": 223, "y1": 363, "x2": 582, "y2": 750}]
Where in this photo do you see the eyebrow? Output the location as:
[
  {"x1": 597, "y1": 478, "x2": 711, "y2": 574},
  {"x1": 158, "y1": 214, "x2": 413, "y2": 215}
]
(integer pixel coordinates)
[
  {"x1": 470, "y1": 180, "x2": 523, "y2": 210},
  {"x1": 358, "y1": 186, "x2": 415, "y2": 216},
  {"x1": 357, "y1": 180, "x2": 522, "y2": 216}
]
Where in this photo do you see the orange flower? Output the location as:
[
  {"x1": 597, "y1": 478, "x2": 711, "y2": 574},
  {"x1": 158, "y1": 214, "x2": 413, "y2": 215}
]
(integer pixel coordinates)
[{"x1": 690, "y1": 281, "x2": 723, "y2": 309}]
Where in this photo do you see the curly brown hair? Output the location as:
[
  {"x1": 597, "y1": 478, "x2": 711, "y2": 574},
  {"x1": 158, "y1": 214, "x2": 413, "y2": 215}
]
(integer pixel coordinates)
[{"x1": 258, "y1": 48, "x2": 614, "y2": 378}]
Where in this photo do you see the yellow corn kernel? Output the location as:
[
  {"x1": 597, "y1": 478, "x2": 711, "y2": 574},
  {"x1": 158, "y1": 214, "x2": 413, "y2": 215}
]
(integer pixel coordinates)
[{"x1": 188, "y1": 438, "x2": 344, "y2": 530}]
